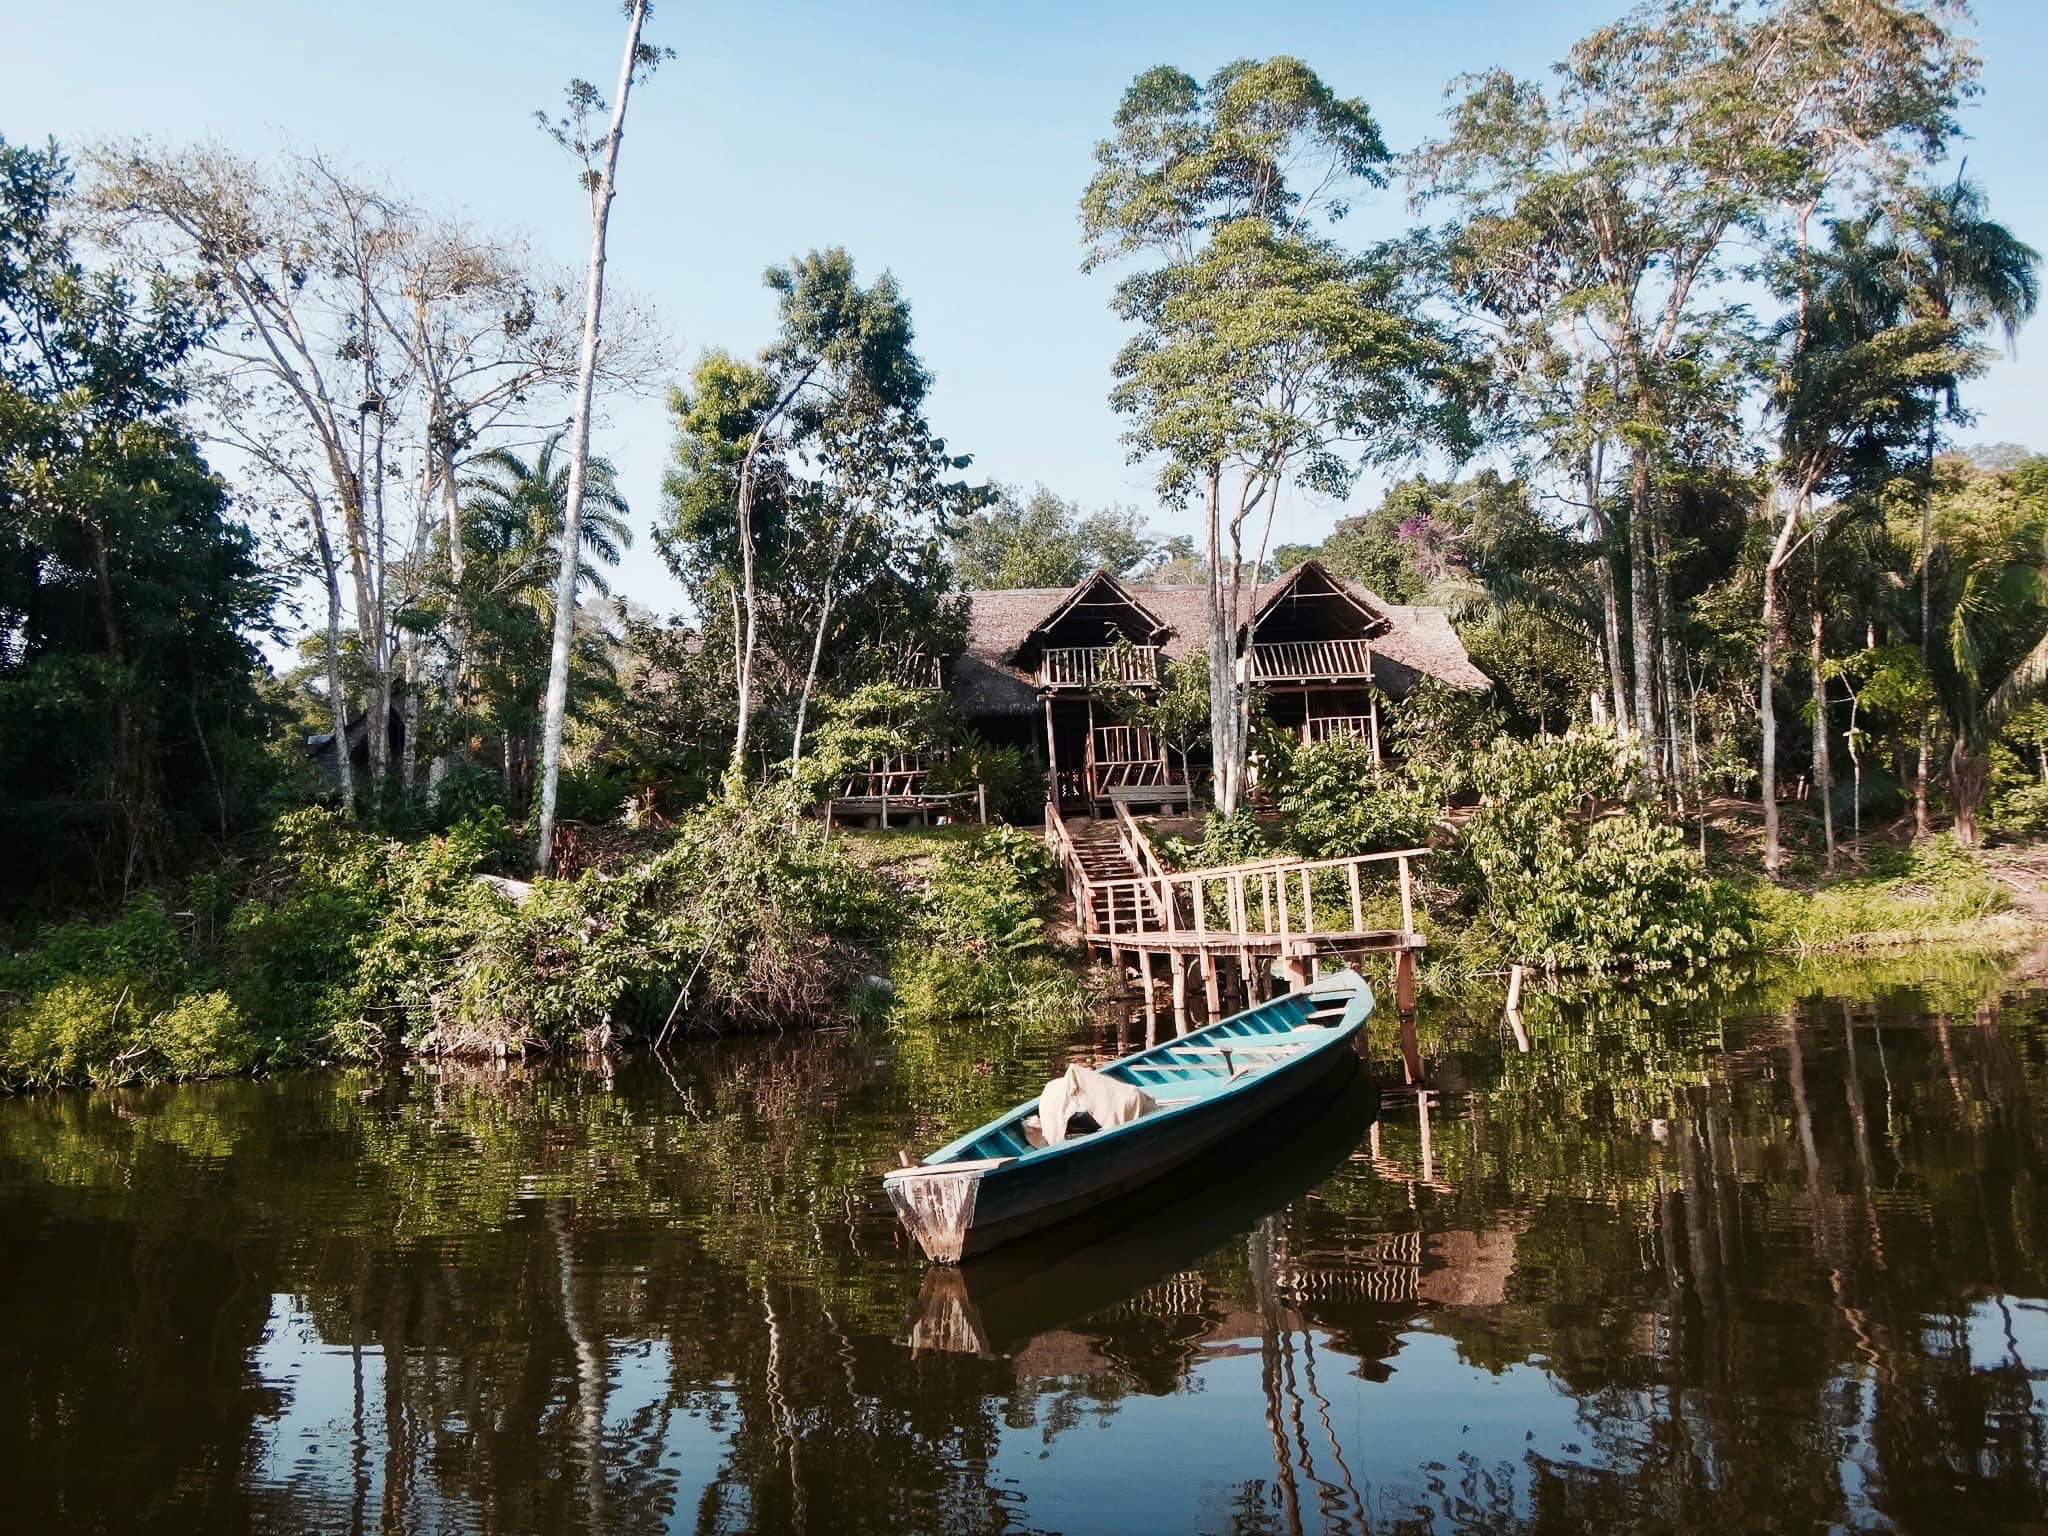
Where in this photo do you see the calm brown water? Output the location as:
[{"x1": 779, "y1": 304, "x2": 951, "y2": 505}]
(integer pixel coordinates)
[{"x1": 3, "y1": 956, "x2": 2045, "y2": 1535}]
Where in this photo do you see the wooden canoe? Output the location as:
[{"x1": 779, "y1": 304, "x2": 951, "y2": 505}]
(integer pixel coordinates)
[{"x1": 884, "y1": 969, "x2": 1374, "y2": 1263}]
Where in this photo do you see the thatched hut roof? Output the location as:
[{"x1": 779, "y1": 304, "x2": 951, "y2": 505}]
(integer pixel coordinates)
[{"x1": 950, "y1": 563, "x2": 1490, "y2": 715}]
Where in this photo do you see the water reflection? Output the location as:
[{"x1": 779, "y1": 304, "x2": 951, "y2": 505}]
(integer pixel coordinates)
[{"x1": 0, "y1": 959, "x2": 2045, "y2": 1533}]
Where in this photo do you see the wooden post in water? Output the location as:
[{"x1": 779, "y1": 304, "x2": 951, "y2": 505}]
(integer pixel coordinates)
[
  {"x1": 1170, "y1": 954, "x2": 1189, "y2": 1034},
  {"x1": 1139, "y1": 948, "x2": 1158, "y2": 1046},
  {"x1": 1395, "y1": 946, "x2": 1421, "y2": 1084},
  {"x1": 1505, "y1": 963, "x2": 1530, "y2": 1053}
]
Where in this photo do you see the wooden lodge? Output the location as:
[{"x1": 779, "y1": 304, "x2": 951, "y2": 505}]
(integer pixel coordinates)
[{"x1": 947, "y1": 558, "x2": 1490, "y2": 814}]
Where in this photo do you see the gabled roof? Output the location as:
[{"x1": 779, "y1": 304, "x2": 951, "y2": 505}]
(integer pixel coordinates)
[
  {"x1": 1248, "y1": 556, "x2": 1390, "y2": 635},
  {"x1": 951, "y1": 562, "x2": 1490, "y2": 714},
  {"x1": 1008, "y1": 568, "x2": 1168, "y2": 661}
]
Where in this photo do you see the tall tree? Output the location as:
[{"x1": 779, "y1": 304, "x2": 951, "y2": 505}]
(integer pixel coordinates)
[
  {"x1": 1749, "y1": 0, "x2": 1977, "y2": 874},
  {"x1": 1082, "y1": 57, "x2": 1471, "y2": 816},
  {"x1": 1889, "y1": 174, "x2": 2041, "y2": 833},
  {"x1": 533, "y1": 0, "x2": 666, "y2": 873},
  {"x1": 672, "y1": 249, "x2": 933, "y2": 783},
  {"x1": 1768, "y1": 211, "x2": 1972, "y2": 869},
  {"x1": 0, "y1": 138, "x2": 273, "y2": 899},
  {"x1": 949, "y1": 486, "x2": 1159, "y2": 589}
]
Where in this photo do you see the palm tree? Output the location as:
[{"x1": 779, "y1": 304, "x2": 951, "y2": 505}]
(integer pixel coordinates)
[
  {"x1": 1935, "y1": 476, "x2": 2048, "y2": 845},
  {"x1": 1893, "y1": 174, "x2": 2041, "y2": 834},
  {"x1": 461, "y1": 431, "x2": 632, "y2": 622},
  {"x1": 456, "y1": 433, "x2": 631, "y2": 802}
]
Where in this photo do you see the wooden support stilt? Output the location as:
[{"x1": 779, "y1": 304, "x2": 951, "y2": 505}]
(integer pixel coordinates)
[
  {"x1": 1139, "y1": 948, "x2": 1158, "y2": 1046},
  {"x1": 1280, "y1": 941, "x2": 1313, "y2": 993},
  {"x1": 1170, "y1": 956, "x2": 1189, "y2": 1035},
  {"x1": 1109, "y1": 943, "x2": 1125, "y2": 998},
  {"x1": 1395, "y1": 946, "x2": 1421, "y2": 1084},
  {"x1": 1199, "y1": 948, "x2": 1222, "y2": 1019}
]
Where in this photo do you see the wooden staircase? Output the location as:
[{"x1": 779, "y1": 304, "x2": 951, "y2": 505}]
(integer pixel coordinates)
[{"x1": 1066, "y1": 818, "x2": 1150, "y2": 932}]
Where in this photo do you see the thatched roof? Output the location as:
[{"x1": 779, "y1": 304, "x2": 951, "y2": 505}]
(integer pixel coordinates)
[{"x1": 951, "y1": 562, "x2": 1490, "y2": 715}]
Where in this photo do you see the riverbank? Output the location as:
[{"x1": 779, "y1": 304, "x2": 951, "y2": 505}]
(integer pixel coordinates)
[{"x1": 3, "y1": 789, "x2": 2042, "y2": 1092}]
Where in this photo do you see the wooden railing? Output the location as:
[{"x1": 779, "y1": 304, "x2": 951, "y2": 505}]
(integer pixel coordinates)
[
  {"x1": 1088, "y1": 845, "x2": 1423, "y2": 944},
  {"x1": 1303, "y1": 713, "x2": 1377, "y2": 746},
  {"x1": 1039, "y1": 644, "x2": 1160, "y2": 688},
  {"x1": 1245, "y1": 638, "x2": 1374, "y2": 681},
  {"x1": 1050, "y1": 792, "x2": 1422, "y2": 944}
]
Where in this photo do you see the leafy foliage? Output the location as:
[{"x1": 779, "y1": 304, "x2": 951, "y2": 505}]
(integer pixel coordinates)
[
  {"x1": 889, "y1": 825, "x2": 1086, "y2": 1026},
  {"x1": 1460, "y1": 731, "x2": 1747, "y2": 970},
  {"x1": 1277, "y1": 736, "x2": 1439, "y2": 858}
]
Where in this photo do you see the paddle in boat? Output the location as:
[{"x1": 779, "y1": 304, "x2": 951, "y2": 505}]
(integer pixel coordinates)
[{"x1": 884, "y1": 968, "x2": 1374, "y2": 1263}]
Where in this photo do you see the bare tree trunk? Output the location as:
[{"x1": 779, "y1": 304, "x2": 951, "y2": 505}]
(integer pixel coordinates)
[
  {"x1": 400, "y1": 628, "x2": 420, "y2": 794},
  {"x1": 1916, "y1": 416, "x2": 1938, "y2": 838},
  {"x1": 789, "y1": 533, "x2": 851, "y2": 767},
  {"x1": 1950, "y1": 738, "x2": 1985, "y2": 846},
  {"x1": 307, "y1": 494, "x2": 356, "y2": 815},
  {"x1": 1759, "y1": 485, "x2": 1804, "y2": 876},
  {"x1": 731, "y1": 442, "x2": 766, "y2": 785},
  {"x1": 1204, "y1": 463, "x2": 1239, "y2": 816},
  {"x1": 536, "y1": 0, "x2": 651, "y2": 874},
  {"x1": 1597, "y1": 551, "x2": 1629, "y2": 732},
  {"x1": 1653, "y1": 511, "x2": 1684, "y2": 802},
  {"x1": 1627, "y1": 451, "x2": 1660, "y2": 784},
  {"x1": 366, "y1": 399, "x2": 393, "y2": 802},
  {"x1": 1811, "y1": 601, "x2": 1836, "y2": 872}
]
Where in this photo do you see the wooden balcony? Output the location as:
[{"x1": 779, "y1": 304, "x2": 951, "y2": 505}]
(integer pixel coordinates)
[
  {"x1": 1245, "y1": 638, "x2": 1374, "y2": 682},
  {"x1": 1302, "y1": 713, "x2": 1375, "y2": 745},
  {"x1": 1038, "y1": 644, "x2": 1160, "y2": 688}
]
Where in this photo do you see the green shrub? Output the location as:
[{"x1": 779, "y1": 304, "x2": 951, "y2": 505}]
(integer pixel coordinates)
[
  {"x1": 1277, "y1": 736, "x2": 1440, "y2": 858},
  {"x1": 888, "y1": 824, "x2": 1086, "y2": 1023},
  {"x1": 929, "y1": 740, "x2": 1043, "y2": 823},
  {"x1": 1, "y1": 976, "x2": 133, "y2": 1088},
  {"x1": 552, "y1": 765, "x2": 629, "y2": 826},
  {"x1": 437, "y1": 786, "x2": 892, "y2": 1044},
  {"x1": 430, "y1": 761, "x2": 504, "y2": 829},
  {"x1": 1462, "y1": 730, "x2": 1748, "y2": 970},
  {"x1": 1160, "y1": 807, "x2": 1275, "y2": 870},
  {"x1": 150, "y1": 990, "x2": 259, "y2": 1078},
  {"x1": 918, "y1": 824, "x2": 1058, "y2": 954}
]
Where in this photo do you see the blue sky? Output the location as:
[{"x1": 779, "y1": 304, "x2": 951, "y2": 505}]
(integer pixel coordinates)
[{"x1": 12, "y1": 0, "x2": 2047, "y2": 618}]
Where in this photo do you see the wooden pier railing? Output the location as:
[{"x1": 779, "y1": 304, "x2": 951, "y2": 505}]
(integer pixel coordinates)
[{"x1": 1046, "y1": 800, "x2": 1425, "y2": 1049}]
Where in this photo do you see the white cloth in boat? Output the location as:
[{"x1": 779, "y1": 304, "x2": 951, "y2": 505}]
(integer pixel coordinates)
[{"x1": 1035, "y1": 1065, "x2": 1159, "y2": 1146}]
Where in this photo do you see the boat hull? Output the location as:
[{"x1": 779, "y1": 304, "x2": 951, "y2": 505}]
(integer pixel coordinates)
[{"x1": 886, "y1": 975, "x2": 1372, "y2": 1263}]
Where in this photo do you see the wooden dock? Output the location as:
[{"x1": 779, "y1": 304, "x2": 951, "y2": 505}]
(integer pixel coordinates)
[{"x1": 1046, "y1": 802, "x2": 1426, "y2": 1079}]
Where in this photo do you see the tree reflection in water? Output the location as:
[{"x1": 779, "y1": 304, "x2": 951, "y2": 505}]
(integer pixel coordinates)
[{"x1": 0, "y1": 953, "x2": 2044, "y2": 1534}]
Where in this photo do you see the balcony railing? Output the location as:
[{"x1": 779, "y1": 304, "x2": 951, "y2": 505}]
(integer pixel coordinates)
[
  {"x1": 1302, "y1": 713, "x2": 1376, "y2": 745},
  {"x1": 1038, "y1": 644, "x2": 1160, "y2": 688},
  {"x1": 1245, "y1": 637, "x2": 1375, "y2": 681}
]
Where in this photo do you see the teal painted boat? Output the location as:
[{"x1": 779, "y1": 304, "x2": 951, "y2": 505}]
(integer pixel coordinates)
[{"x1": 884, "y1": 969, "x2": 1374, "y2": 1263}]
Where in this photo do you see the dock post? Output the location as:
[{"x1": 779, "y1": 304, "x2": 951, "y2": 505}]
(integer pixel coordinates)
[
  {"x1": 1139, "y1": 948, "x2": 1158, "y2": 1046},
  {"x1": 1170, "y1": 955, "x2": 1189, "y2": 1035},
  {"x1": 1280, "y1": 941, "x2": 1313, "y2": 993},
  {"x1": 1395, "y1": 946, "x2": 1421, "y2": 1084},
  {"x1": 1109, "y1": 943, "x2": 1125, "y2": 1000},
  {"x1": 1199, "y1": 948, "x2": 1222, "y2": 1020}
]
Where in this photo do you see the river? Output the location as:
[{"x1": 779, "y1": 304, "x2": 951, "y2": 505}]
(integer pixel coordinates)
[{"x1": 2, "y1": 952, "x2": 2044, "y2": 1534}]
